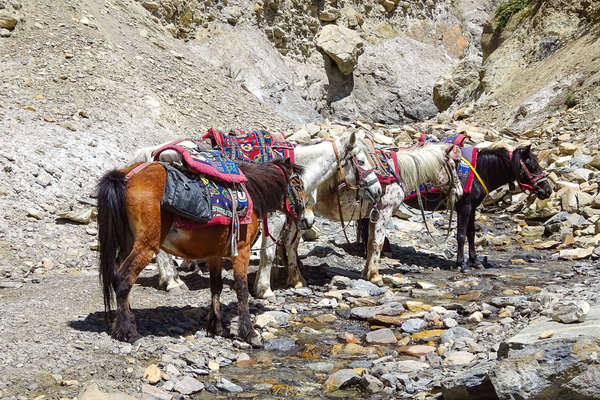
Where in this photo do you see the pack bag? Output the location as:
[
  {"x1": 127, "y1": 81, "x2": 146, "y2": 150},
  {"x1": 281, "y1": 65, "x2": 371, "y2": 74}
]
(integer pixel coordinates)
[{"x1": 161, "y1": 164, "x2": 213, "y2": 223}]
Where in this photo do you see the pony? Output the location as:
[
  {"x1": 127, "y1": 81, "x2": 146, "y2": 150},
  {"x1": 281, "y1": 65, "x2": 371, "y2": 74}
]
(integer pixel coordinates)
[
  {"x1": 138, "y1": 131, "x2": 383, "y2": 297},
  {"x1": 274, "y1": 142, "x2": 464, "y2": 287},
  {"x1": 96, "y1": 158, "x2": 304, "y2": 346},
  {"x1": 401, "y1": 143, "x2": 552, "y2": 270}
]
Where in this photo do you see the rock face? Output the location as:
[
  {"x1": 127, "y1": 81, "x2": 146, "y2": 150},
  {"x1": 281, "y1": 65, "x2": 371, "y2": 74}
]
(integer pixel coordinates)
[
  {"x1": 491, "y1": 305, "x2": 600, "y2": 399},
  {"x1": 315, "y1": 24, "x2": 364, "y2": 76}
]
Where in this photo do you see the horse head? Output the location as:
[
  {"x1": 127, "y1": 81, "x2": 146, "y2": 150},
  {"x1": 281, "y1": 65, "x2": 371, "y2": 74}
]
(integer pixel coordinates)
[
  {"x1": 339, "y1": 130, "x2": 383, "y2": 203},
  {"x1": 511, "y1": 144, "x2": 552, "y2": 200}
]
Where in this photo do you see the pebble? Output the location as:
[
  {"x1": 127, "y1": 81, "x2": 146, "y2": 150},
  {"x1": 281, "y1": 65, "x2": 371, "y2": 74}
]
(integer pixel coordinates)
[
  {"x1": 443, "y1": 318, "x2": 458, "y2": 328},
  {"x1": 397, "y1": 345, "x2": 436, "y2": 357},
  {"x1": 143, "y1": 364, "x2": 161, "y2": 384},
  {"x1": 263, "y1": 338, "x2": 297, "y2": 352},
  {"x1": 468, "y1": 311, "x2": 484, "y2": 323},
  {"x1": 539, "y1": 330, "x2": 555, "y2": 339}
]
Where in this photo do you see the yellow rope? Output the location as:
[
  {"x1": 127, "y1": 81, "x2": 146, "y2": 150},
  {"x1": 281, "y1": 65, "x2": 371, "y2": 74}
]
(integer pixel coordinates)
[{"x1": 461, "y1": 156, "x2": 489, "y2": 195}]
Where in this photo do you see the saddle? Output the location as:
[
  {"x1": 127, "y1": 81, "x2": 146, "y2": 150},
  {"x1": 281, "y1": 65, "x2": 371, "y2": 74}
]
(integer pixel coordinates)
[
  {"x1": 161, "y1": 164, "x2": 252, "y2": 229},
  {"x1": 204, "y1": 128, "x2": 295, "y2": 163},
  {"x1": 153, "y1": 139, "x2": 247, "y2": 183}
]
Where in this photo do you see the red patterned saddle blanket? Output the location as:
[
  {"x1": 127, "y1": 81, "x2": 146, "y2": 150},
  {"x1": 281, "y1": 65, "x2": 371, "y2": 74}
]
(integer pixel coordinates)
[
  {"x1": 153, "y1": 139, "x2": 247, "y2": 183},
  {"x1": 204, "y1": 128, "x2": 295, "y2": 163}
]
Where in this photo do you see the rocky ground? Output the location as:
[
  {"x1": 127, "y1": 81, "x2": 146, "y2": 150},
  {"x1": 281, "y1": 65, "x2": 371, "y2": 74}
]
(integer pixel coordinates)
[{"x1": 2, "y1": 0, "x2": 600, "y2": 399}]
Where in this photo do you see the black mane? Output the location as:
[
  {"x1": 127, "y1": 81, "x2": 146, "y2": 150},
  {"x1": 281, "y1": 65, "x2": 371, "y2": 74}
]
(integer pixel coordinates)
[{"x1": 238, "y1": 160, "x2": 303, "y2": 218}]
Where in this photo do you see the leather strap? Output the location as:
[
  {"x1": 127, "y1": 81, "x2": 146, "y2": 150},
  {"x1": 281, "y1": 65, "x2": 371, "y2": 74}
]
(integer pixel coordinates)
[
  {"x1": 125, "y1": 162, "x2": 152, "y2": 181},
  {"x1": 461, "y1": 156, "x2": 489, "y2": 195}
]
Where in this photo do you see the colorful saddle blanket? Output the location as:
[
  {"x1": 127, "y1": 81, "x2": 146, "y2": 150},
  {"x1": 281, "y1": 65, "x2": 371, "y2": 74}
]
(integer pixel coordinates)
[
  {"x1": 154, "y1": 139, "x2": 247, "y2": 183},
  {"x1": 174, "y1": 175, "x2": 253, "y2": 229},
  {"x1": 204, "y1": 128, "x2": 295, "y2": 163},
  {"x1": 403, "y1": 133, "x2": 477, "y2": 203}
]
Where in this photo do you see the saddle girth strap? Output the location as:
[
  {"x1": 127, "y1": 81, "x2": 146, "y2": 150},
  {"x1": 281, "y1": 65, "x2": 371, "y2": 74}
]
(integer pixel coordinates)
[
  {"x1": 460, "y1": 156, "x2": 489, "y2": 196},
  {"x1": 125, "y1": 162, "x2": 153, "y2": 181}
]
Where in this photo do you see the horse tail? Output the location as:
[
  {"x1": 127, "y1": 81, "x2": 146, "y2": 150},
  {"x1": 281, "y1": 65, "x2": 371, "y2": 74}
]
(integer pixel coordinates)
[{"x1": 97, "y1": 169, "x2": 130, "y2": 320}]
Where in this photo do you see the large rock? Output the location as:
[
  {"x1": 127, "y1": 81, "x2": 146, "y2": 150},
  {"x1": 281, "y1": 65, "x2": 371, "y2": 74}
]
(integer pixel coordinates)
[
  {"x1": 315, "y1": 25, "x2": 364, "y2": 75},
  {"x1": 79, "y1": 384, "x2": 137, "y2": 400},
  {"x1": 323, "y1": 369, "x2": 361, "y2": 391},
  {"x1": 0, "y1": 11, "x2": 17, "y2": 30},
  {"x1": 441, "y1": 362, "x2": 498, "y2": 400},
  {"x1": 492, "y1": 305, "x2": 600, "y2": 399},
  {"x1": 350, "y1": 302, "x2": 405, "y2": 320},
  {"x1": 433, "y1": 55, "x2": 482, "y2": 112},
  {"x1": 366, "y1": 328, "x2": 397, "y2": 345}
]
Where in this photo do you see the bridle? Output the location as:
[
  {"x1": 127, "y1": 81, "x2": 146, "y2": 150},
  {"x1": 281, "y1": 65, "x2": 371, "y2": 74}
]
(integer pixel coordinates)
[
  {"x1": 327, "y1": 139, "x2": 378, "y2": 200},
  {"x1": 326, "y1": 138, "x2": 379, "y2": 243},
  {"x1": 509, "y1": 151, "x2": 549, "y2": 193}
]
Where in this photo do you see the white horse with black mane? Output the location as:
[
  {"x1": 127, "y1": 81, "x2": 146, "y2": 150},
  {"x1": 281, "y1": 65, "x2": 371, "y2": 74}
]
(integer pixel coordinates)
[{"x1": 131, "y1": 130, "x2": 383, "y2": 295}]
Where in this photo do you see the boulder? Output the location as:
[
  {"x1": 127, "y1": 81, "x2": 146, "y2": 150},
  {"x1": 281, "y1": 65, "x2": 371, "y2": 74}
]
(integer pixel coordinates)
[
  {"x1": 323, "y1": 369, "x2": 361, "y2": 391},
  {"x1": 0, "y1": 11, "x2": 17, "y2": 30},
  {"x1": 315, "y1": 25, "x2": 364, "y2": 75},
  {"x1": 433, "y1": 56, "x2": 482, "y2": 112},
  {"x1": 366, "y1": 328, "x2": 398, "y2": 345},
  {"x1": 492, "y1": 305, "x2": 600, "y2": 399}
]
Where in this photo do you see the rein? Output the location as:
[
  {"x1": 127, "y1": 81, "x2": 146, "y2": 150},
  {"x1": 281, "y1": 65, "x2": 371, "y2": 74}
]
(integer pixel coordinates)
[{"x1": 326, "y1": 138, "x2": 377, "y2": 244}]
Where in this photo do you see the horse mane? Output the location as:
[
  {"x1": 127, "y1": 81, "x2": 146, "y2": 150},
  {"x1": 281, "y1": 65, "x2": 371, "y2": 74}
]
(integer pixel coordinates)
[
  {"x1": 238, "y1": 160, "x2": 304, "y2": 218},
  {"x1": 394, "y1": 143, "x2": 453, "y2": 191}
]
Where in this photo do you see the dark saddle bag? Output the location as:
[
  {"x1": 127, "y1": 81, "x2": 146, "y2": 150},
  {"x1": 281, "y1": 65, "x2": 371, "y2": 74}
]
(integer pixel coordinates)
[{"x1": 161, "y1": 164, "x2": 213, "y2": 223}]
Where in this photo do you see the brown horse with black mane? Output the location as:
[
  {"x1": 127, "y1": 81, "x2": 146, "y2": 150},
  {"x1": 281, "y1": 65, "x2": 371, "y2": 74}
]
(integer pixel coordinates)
[{"x1": 97, "y1": 158, "x2": 303, "y2": 347}]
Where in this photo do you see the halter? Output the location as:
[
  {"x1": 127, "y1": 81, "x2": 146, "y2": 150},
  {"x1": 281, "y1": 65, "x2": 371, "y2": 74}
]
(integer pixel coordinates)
[
  {"x1": 326, "y1": 139, "x2": 377, "y2": 194},
  {"x1": 509, "y1": 151, "x2": 549, "y2": 193}
]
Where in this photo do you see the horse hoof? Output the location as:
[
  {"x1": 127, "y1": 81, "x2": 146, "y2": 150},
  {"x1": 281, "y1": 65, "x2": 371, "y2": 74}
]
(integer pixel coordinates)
[{"x1": 255, "y1": 287, "x2": 275, "y2": 299}]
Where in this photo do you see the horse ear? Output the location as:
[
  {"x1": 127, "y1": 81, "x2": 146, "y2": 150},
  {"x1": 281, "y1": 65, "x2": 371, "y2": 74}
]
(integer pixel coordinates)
[
  {"x1": 349, "y1": 131, "x2": 357, "y2": 147},
  {"x1": 520, "y1": 144, "x2": 531, "y2": 158}
]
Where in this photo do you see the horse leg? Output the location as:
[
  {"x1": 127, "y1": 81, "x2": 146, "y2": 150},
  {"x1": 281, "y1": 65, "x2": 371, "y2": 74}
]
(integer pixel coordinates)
[
  {"x1": 206, "y1": 256, "x2": 224, "y2": 337},
  {"x1": 253, "y1": 213, "x2": 285, "y2": 299},
  {"x1": 466, "y1": 207, "x2": 479, "y2": 269},
  {"x1": 111, "y1": 244, "x2": 155, "y2": 342},
  {"x1": 284, "y1": 221, "x2": 305, "y2": 289},
  {"x1": 232, "y1": 247, "x2": 262, "y2": 348},
  {"x1": 363, "y1": 206, "x2": 392, "y2": 284},
  {"x1": 455, "y1": 201, "x2": 471, "y2": 271},
  {"x1": 156, "y1": 250, "x2": 185, "y2": 291}
]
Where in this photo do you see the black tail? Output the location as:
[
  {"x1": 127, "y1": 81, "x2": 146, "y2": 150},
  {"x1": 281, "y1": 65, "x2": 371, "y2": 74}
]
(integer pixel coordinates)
[{"x1": 97, "y1": 169, "x2": 130, "y2": 321}]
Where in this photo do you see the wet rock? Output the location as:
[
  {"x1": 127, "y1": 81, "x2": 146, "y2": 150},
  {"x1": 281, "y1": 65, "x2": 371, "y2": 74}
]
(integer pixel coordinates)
[
  {"x1": 490, "y1": 296, "x2": 529, "y2": 309},
  {"x1": 552, "y1": 300, "x2": 590, "y2": 323},
  {"x1": 444, "y1": 351, "x2": 476, "y2": 366},
  {"x1": 308, "y1": 361, "x2": 334, "y2": 372},
  {"x1": 331, "y1": 275, "x2": 352, "y2": 288},
  {"x1": 361, "y1": 373, "x2": 384, "y2": 393},
  {"x1": 263, "y1": 338, "x2": 297, "y2": 352},
  {"x1": 323, "y1": 369, "x2": 361, "y2": 391},
  {"x1": 559, "y1": 247, "x2": 594, "y2": 260},
  {"x1": 401, "y1": 318, "x2": 426, "y2": 333},
  {"x1": 173, "y1": 376, "x2": 204, "y2": 395},
  {"x1": 351, "y1": 279, "x2": 387, "y2": 296},
  {"x1": 216, "y1": 377, "x2": 242, "y2": 393},
  {"x1": 366, "y1": 328, "x2": 397, "y2": 345},
  {"x1": 255, "y1": 310, "x2": 289, "y2": 328},
  {"x1": 351, "y1": 302, "x2": 404, "y2": 320},
  {"x1": 441, "y1": 362, "x2": 496, "y2": 400}
]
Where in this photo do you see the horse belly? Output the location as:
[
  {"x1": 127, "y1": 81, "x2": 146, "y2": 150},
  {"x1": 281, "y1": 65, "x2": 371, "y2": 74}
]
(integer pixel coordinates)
[
  {"x1": 161, "y1": 225, "x2": 229, "y2": 259},
  {"x1": 315, "y1": 190, "x2": 370, "y2": 221}
]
